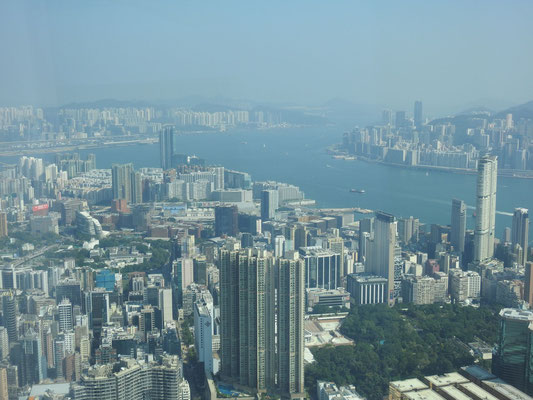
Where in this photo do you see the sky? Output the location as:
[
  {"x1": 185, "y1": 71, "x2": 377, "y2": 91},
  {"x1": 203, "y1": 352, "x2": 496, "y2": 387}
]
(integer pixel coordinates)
[{"x1": 1, "y1": 0, "x2": 533, "y2": 113}]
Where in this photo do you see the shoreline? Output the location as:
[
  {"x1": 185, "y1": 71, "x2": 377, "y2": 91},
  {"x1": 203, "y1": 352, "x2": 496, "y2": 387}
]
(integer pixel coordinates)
[{"x1": 328, "y1": 148, "x2": 533, "y2": 180}]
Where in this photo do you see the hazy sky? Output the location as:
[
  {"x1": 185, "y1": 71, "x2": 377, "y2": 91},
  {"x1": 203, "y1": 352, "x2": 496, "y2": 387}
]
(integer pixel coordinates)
[{"x1": 1, "y1": 0, "x2": 533, "y2": 112}]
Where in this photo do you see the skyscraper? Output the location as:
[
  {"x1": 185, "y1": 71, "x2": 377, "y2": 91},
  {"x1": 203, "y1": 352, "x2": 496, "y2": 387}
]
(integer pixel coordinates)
[
  {"x1": 414, "y1": 100, "x2": 423, "y2": 129},
  {"x1": 58, "y1": 298, "x2": 73, "y2": 333},
  {"x1": 451, "y1": 199, "x2": 466, "y2": 254},
  {"x1": 276, "y1": 257, "x2": 305, "y2": 398},
  {"x1": 395, "y1": 111, "x2": 406, "y2": 128},
  {"x1": 112, "y1": 163, "x2": 142, "y2": 204},
  {"x1": 219, "y1": 248, "x2": 304, "y2": 398},
  {"x1": 21, "y1": 328, "x2": 44, "y2": 385},
  {"x1": 0, "y1": 212, "x2": 7, "y2": 237},
  {"x1": 299, "y1": 246, "x2": 341, "y2": 290},
  {"x1": 474, "y1": 155, "x2": 498, "y2": 262},
  {"x1": 382, "y1": 109, "x2": 392, "y2": 126},
  {"x1": 132, "y1": 171, "x2": 143, "y2": 204},
  {"x1": 493, "y1": 308, "x2": 533, "y2": 395},
  {"x1": 367, "y1": 211, "x2": 396, "y2": 305},
  {"x1": 112, "y1": 163, "x2": 133, "y2": 202},
  {"x1": 215, "y1": 205, "x2": 239, "y2": 237},
  {"x1": 512, "y1": 208, "x2": 529, "y2": 266},
  {"x1": 525, "y1": 262, "x2": 533, "y2": 306},
  {"x1": 2, "y1": 294, "x2": 17, "y2": 342},
  {"x1": 159, "y1": 126, "x2": 175, "y2": 170},
  {"x1": 261, "y1": 190, "x2": 278, "y2": 221}
]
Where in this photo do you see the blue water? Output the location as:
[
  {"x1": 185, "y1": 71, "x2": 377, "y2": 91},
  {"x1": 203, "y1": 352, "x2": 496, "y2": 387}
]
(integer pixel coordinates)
[{"x1": 3, "y1": 127, "x2": 532, "y2": 242}]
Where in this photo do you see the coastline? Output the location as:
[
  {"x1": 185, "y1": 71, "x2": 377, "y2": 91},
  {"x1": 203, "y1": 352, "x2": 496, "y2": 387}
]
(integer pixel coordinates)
[{"x1": 327, "y1": 147, "x2": 533, "y2": 180}]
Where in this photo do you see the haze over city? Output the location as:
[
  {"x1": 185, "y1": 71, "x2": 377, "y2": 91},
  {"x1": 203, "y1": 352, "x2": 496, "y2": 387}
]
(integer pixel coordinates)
[
  {"x1": 1, "y1": 2, "x2": 533, "y2": 400},
  {"x1": 1, "y1": 0, "x2": 533, "y2": 114}
]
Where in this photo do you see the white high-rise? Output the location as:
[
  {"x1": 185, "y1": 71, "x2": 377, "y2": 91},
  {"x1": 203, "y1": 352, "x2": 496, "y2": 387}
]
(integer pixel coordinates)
[
  {"x1": 58, "y1": 298, "x2": 73, "y2": 332},
  {"x1": 474, "y1": 156, "x2": 497, "y2": 261}
]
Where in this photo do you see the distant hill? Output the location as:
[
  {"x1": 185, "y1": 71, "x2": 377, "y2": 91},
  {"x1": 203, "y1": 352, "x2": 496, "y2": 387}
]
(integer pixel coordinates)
[
  {"x1": 430, "y1": 99, "x2": 533, "y2": 126},
  {"x1": 494, "y1": 100, "x2": 533, "y2": 120}
]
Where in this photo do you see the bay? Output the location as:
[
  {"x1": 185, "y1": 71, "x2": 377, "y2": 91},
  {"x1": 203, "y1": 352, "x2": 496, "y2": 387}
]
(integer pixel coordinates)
[{"x1": 3, "y1": 127, "x2": 533, "y2": 242}]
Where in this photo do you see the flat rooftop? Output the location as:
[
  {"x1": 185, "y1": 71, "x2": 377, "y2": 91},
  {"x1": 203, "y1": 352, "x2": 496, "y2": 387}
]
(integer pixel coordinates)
[
  {"x1": 425, "y1": 372, "x2": 469, "y2": 387},
  {"x1": 461, "y1": 364, "x2": 497, "y2": 381},
  {"x1": 460, "y1": 382, "x2": 499, "y2": 400},
  {"x1": 482, "y1": 379, "x2": 533, "y2": 400},
  {"x1": 439, "y1": 385, "x2": 473, "y2": 400},
  {"x1": 499, "y1": 308, "x2": 533, "y2": 321},
  {"x1": 403, "y1": 389, "x2": 445, "y2": 400},
  {"x1": 389, "y1": 378, "x2": 428, "y2": 393}
]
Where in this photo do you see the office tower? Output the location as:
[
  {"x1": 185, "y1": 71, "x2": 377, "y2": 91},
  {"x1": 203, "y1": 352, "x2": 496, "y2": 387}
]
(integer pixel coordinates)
[
  {"x1": 512, "y1": 208, "x2": 529, "y2": 266},
  {"x1": 132, "y1": 171, "x2": 143, "y2": 204},
  {"x1": 294, "y1": 225, "x2": 308, "y2": 250},
  {"x1": 261, "y1": 190, "x2": 278, "y2": 221},
  {"x1": 474, "y1": 155, "x2": 498, "y2": 262},
  {"x1": 397, "y1": 216, "x2": 419, "y2": 244},
  {"x1": 327, "y1": 236, "x2": 345, "y2": 282},
  {"x1": 215, "y1": 205, "x2": 239, "y2": 237},
  {"x1": 159, "y1": 288, "x2": 173, "y2": 326},
  {"x1": 58, "y1": 298, "x2": 73, "y2": 332},
  {"x1": 414, "y1": 100, "x2": 423, "y2": 129},
  {"x1": 451, "y1": 199, "x2": 466, "y2": 253},
  {"x1": 219, "y1": 249, "x2": 304, "y2": 398},
  {"x1": 160, "y1": 126, "x2": 175, "y2": 170},
  {"x1": 86, "y1": 290, "x2": 110, "y2": 343},
  {"x1": 111, "y1": 163, "x2": 136, "y2": 203},
  {"x1": 56, "y1": 279, "x2": 82, "y2": 307},
  {"x1": 493, "y1": 308, "x2": 533, "y2": 394},
  {"x1": 276, "y1": 258, "x2": 305, "y2": 398},
  {"x1": 525, "y1": 262, "x2": 533, "y2": 307},
  {"x1": 0, "y1": 212, "x2": 7, "y2": 237},
  {"x1": 347, "y1": 275, "x2": 388, "y2": 305},
  {"x1": 299, "y1": 247, "x2": 341, "y2": 290},
  {"x1": 395, "y1": 111, "x2": 406, "y2": 128},
  {"x1": 382, "y1": 109, "x2": 392, "y2": 125},
  {"x1": 140, "y1": 306, "x2": 155, "y2": 341},
  {"x1": 144, "y1": 285, "x2": 160, "y2": 307},
  {"x1": 59, "y1": 199, "x2": 84, "y2": 226},
  {"x1": 274, "y1": 235, "x2": 286, "y2": 258},
  {"x1": 193, "y1": 256, "x2": 208, "y2": 285},
  {"x1": 367, "y1": 211, "x2": 396, "y2": 305},
  {"x1": 21, "y1": 328, "x2": 44, "y2": 385},
  {"x1": 503, "y1": 227, "x2": 512, "y2": 243},
  {"x1": 2, "y1": 294, "x2": 17, "y2": 342}
]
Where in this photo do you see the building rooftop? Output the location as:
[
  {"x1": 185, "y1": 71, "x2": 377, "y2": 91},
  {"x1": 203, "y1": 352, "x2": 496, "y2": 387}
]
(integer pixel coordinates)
[
  {"x1": 389, "y1": 378, "x2": 428, "y2": 393},
  {"x1": 499, "y1": 308, "x2": 533, "y2": 322},
  {"x1": 425, "y1": 372, "x2": 469, "y2": 387},
  {"x1": 403, "y1": 388, "x2": 445, "y2": 400},
  {"x1": 460, "y1": 364, "x2": 497, "y2": 381},
  {"x1": 460, "y1": 382, "x2": 499, "y2": 400},
  {"x1": 482, "y1": 379, "x2": 533, "y2": 400},
  {"x1": 439, "y1": 385, "x2": 473, "y2": 400}
]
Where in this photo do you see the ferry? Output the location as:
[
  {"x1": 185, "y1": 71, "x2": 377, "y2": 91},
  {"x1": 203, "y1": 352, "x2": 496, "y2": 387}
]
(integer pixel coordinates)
[{"x1": 350, "y1": 188, "x2": 365, "y2": 194}]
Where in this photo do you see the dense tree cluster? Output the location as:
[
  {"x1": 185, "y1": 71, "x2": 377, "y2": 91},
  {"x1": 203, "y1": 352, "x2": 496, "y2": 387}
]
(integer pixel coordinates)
[{"x1": 305, "y1": 303, "x2": 499, "y2": 400}]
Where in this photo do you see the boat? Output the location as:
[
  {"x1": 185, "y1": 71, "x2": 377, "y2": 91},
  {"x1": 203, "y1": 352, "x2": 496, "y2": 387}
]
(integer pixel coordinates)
[{"x1": 350, "y1": 188, "x2": 365, "y2": 194}]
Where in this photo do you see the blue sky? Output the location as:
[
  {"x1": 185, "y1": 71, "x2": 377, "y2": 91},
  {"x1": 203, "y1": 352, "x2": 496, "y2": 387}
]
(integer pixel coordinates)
[{"x1": 1, "y1": 0, "x2": 532, "y2": 112}]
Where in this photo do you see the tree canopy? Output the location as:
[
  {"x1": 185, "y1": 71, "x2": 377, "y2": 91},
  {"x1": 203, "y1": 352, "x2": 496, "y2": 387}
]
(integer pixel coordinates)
[{"x1": 305, "y1": 303, "x2": 499, "y2": 400}]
